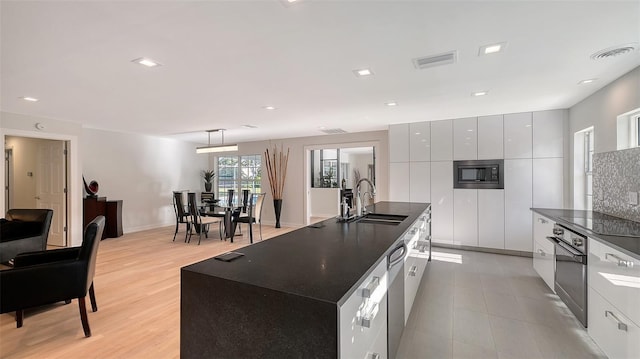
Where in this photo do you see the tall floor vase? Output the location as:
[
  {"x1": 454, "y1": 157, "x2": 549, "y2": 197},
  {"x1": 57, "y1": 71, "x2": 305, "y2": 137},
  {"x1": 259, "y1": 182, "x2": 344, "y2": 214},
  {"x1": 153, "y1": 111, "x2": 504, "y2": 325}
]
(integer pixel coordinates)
[{"x1": 273, "y1": 199, "x2": 283, "y2": 228}]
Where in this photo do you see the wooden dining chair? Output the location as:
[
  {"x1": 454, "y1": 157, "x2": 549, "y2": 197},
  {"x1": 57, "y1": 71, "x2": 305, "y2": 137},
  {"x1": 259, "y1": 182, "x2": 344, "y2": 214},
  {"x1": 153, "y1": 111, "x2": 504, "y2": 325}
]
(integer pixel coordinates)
[
  {"x1": 232, "y1": 193, "x2": 266, "y2": 243},
  {"x1": 172, "y1": 191, "x2": 190, "y2": 242},
  {"x1": 186, "y1": 192, "x2": 223, "y2": 245}
]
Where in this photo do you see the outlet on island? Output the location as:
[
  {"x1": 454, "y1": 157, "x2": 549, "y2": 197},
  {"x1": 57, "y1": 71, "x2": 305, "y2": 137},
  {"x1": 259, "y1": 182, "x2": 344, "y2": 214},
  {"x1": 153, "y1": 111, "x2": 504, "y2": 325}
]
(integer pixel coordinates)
[{"x1": 629, "y1": 191, "x2": 639, "y2": 206}]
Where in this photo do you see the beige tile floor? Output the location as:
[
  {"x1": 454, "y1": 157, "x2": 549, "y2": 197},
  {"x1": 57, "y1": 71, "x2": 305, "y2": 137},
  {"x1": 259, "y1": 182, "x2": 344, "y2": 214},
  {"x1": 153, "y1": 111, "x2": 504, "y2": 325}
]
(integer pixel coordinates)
[{"x1": 397, "y1": 248, "x2": 606, "y2": 359}]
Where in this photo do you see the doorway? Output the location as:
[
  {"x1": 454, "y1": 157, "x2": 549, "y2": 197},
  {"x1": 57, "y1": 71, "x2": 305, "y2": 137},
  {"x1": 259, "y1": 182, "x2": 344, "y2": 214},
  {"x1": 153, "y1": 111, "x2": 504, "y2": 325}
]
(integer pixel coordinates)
[{"x1": 5, "y1": 136, "x2": 68, "y2": 247}]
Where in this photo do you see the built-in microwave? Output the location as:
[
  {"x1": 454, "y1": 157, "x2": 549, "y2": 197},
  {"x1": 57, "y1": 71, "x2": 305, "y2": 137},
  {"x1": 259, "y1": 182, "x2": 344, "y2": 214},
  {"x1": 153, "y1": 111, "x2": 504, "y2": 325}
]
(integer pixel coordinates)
[{"x1": 453, "y1": 159, "x2": 504, "y2": 189}]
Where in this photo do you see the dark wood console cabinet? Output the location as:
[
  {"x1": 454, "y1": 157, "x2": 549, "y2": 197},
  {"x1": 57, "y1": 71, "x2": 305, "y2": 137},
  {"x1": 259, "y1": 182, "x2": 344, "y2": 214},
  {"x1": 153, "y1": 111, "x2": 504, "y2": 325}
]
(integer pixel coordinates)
[{"x1": 83, "y1": 197, "x2": 123, "y2": 239}]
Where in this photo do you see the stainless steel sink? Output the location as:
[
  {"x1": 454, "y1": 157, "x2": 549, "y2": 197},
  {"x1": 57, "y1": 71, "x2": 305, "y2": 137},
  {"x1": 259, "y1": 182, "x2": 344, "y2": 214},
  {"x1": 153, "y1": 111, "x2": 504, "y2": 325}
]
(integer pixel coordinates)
[{"x1": 355, "y1": 213, "x2": 408, "y2": 225}]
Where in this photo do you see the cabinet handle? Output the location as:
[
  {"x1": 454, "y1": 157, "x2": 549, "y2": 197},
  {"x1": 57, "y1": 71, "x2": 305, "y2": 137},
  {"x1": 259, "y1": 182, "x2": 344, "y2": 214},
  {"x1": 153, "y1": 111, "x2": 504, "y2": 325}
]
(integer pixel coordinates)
[
  {"x1": 369, "y1": 353, "x2": 380, "y2": 359},
  {"x1": 605, "y1": 253, "x2": 635, "y2": 268},
  {"x1": 538, "y1": 249, "x2": 546, "y2": 257},
  {"x1": 605, "y1": 310, "x2": 628, "y2": 332},
  {"x1": 409, "y1": 265, "x2": 418, "y2": 276},
  {"x1": 361, "y1": 276, "x2": 380, "y2": 298},
  {"x1": 538, "y1": 217, "x2": 548, "y2": 224},
  {"x1": 360, "y1": 303, "x2": 379, "y2": 328}
]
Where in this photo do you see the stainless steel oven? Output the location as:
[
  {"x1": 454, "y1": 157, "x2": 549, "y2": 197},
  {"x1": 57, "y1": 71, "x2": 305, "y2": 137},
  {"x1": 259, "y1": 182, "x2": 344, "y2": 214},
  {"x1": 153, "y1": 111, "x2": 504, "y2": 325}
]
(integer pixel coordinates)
[
  {"x1": 453, "y1": 159, "x2": 504, "y2": 189},
  {"x1": 547, "y1": 224, "x2": 588, "y2": 327}
]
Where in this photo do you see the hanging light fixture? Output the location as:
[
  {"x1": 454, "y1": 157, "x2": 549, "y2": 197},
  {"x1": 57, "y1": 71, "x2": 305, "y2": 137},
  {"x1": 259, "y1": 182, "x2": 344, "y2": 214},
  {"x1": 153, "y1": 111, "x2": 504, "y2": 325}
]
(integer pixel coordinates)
[{"x1": 196, "y1": 129, "x2": 238, "y2": 153}]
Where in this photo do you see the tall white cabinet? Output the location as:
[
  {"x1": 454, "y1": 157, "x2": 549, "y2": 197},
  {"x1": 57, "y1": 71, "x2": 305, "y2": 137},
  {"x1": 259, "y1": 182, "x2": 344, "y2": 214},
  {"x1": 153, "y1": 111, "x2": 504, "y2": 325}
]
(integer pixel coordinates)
[{"x1": 389, "y1": 109, "x2": 566, "y2": 254}]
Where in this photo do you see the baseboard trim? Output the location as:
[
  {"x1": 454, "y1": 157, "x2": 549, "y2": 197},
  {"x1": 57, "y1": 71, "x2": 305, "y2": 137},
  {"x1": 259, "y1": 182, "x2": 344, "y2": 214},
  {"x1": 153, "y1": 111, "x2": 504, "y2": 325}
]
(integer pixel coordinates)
[{"x1": 432, "y1": 243, "x2": 533, "y2": 258}]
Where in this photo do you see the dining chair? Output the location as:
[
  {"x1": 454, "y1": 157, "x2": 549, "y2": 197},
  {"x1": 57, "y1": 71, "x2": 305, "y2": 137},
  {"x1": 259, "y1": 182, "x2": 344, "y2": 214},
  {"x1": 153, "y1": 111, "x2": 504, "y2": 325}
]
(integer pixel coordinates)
[
  {"x1": 232, "y1": 193, "x2": 266, "y2": 243},
  {"x1": 186, "y1": 192, "x2": 223, "y2": 245},
  {"x1": 172, "y1": 191, "x2": 190, "y2": 242}
]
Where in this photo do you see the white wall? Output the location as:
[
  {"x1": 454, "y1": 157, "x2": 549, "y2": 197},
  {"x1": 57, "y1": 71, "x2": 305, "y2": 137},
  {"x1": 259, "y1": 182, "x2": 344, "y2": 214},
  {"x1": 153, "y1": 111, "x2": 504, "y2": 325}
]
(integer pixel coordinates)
[
  {"x1": 81, "y1": 128, "x2": 207, "y2": 233},
  {"x1": 568, "y1": 66, "x2": 640, "y2": 207},
  {"x1": 309, "y1": 188, "x2": 340, "y2": 217},
  {"x1": 215, "y1": 130, "x2": 388, "y2": 227}
]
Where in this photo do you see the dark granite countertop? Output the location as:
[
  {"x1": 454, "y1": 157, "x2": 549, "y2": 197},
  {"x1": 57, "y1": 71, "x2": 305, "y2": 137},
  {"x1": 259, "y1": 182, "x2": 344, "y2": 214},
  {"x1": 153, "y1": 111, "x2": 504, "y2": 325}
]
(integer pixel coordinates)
[
  {"x1": 183, "y1": 201, "x2": 430, "y2": 305},
  {"x1": 531, "y1": 208, "x2": 640, "y2": 260}
]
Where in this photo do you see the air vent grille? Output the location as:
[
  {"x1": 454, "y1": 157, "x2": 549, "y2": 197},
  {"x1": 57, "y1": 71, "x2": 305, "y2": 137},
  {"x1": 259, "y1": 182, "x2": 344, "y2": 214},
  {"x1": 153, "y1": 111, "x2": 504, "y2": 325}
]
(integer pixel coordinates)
[
  {"x1": 591, "y1": 43, "x2": 638, "y2": 60},
  {"x1": 413, "y1": 51, "x2": 457, "y2": 69},
  {"x1": 320, "y1": 128, "x2": 348, "y2": 134}
]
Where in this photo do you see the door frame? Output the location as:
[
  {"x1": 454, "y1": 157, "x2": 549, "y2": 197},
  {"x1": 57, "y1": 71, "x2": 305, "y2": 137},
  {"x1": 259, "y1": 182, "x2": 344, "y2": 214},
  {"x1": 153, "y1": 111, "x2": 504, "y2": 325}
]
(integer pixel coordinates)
[{"x1": 1, "y1": 128, "x2": 82, "y2": 247}]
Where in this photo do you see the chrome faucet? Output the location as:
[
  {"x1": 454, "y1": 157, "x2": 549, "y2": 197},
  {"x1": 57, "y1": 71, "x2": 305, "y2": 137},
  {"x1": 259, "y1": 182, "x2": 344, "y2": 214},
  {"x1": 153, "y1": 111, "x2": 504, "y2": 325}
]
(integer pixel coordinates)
[{"x1": 355, "y1": 178, "x2": 376, "y2": 216}]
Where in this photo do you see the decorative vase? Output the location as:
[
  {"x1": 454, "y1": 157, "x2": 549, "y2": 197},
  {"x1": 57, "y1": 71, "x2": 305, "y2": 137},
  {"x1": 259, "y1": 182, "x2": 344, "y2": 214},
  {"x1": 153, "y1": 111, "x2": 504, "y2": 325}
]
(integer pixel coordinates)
[
  {"x1": 204, "y1": 182, "x2": 212, "y2": 192},
  {"x1": 273, "y1": 199, "x2": 283, "y2": 228}
]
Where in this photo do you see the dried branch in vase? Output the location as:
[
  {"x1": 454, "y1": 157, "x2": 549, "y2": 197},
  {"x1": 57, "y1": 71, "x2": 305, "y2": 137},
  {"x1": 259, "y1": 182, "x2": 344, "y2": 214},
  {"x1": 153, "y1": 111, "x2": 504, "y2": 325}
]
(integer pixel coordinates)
[{"x1": 264, "y1": 145, "x2": 290, "y2": 200}]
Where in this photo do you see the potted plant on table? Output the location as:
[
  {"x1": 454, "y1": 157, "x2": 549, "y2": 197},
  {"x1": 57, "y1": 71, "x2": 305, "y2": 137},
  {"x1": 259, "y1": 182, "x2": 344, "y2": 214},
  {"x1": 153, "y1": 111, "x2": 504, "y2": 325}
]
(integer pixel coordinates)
[{"x1": 202, "y1": 170, "x2": 215, "y2": 192}]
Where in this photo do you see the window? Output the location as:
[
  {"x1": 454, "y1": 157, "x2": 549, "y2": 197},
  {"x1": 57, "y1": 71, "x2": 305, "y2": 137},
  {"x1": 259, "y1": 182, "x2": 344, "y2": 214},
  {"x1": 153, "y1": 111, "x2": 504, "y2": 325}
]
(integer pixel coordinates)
[
  {"x1": 311, "y1": 149, "x2": 340, "y2": 188},
  {"x1": 637, "y1": 115, "x2": 640, "y2": 147},
  {"x1": 584, "y1": 129, "x2": 594, "y2": 210},
  {"x1": 217, "y1": 155, "x2": 261, "y2": 203}
]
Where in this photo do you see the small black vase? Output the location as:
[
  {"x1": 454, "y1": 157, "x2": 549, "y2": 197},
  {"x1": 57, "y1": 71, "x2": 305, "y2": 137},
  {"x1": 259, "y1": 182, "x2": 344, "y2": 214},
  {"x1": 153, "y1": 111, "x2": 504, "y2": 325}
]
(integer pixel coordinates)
[
  {"x1": 273, "y1": 199, "x2": 283, "y2": 228},
  {"x1": 204, "y1": 182, "x2": 212, "y2": 192}
]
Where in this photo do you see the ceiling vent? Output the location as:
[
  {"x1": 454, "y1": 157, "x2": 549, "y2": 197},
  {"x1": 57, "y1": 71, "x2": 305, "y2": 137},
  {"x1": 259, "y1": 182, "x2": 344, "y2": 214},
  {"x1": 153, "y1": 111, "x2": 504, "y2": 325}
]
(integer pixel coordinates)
[
  {"x1": 320, "y1": 128, "x2": 348, "y2": 135},
  {"x1": 591, "y1": 43, "x2": 638, "y2": 60},
  {"x1": 413, "y1": 50, "x2": 457, "y2": 69}
]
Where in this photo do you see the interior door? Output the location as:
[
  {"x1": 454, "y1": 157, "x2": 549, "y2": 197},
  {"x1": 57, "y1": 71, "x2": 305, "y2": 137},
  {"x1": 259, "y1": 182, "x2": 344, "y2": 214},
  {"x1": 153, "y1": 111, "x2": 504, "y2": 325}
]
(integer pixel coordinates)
[{"x1": 36, "y1": 140, "x2": 67, "y2": 246}]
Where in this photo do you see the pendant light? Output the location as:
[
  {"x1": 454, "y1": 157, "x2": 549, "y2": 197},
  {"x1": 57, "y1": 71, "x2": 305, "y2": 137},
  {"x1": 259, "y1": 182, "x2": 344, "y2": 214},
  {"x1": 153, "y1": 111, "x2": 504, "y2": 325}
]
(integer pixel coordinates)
[{"x1": 196, "y1": 129, "x2": 238, "y2": 153}]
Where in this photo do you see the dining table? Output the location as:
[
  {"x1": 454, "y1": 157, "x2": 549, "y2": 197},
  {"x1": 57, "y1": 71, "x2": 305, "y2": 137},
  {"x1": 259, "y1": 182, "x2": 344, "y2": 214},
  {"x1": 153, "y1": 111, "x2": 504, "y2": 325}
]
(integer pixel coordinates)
[{"x1": 199, "y1": 202, "x2": 243, "y2": 242}]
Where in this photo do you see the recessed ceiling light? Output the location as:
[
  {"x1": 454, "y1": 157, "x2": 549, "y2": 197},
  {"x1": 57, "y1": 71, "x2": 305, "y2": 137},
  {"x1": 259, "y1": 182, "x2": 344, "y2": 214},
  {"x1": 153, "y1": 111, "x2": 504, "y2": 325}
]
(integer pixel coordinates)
[
  {"x1": 478, "y1": 42, "x2": 507, "y2": 56},
  {"x1": 243, "y1": 125, "x2": 258, "y2": 129},
  {"x1": 132, "y1": 57, "x2": 161, "y2": 67},
  {"x1": 353, "y1": 68, "x2": 374, "y2": 77},
  {"x1": 20, "y1": 96, "x2": 39, "y2": 102},
  {"x1": 263, "y1": 106, "x2": 276, "y2": 110},
  {"x1": 415, "y1": 132, "x2": 421, "y2": 135},
  {"x1": 578, "y1": 79, "x2": 597, "y2": 85},
  {"x1": 472, "y1": 91, "x2": 488, "y2": 97},
  {"x1": 467, "y1": 129, "x2": 474, "y2": 132},
  {"x1": 385, "y1": 101, "x2": 398, "y2": 107}
]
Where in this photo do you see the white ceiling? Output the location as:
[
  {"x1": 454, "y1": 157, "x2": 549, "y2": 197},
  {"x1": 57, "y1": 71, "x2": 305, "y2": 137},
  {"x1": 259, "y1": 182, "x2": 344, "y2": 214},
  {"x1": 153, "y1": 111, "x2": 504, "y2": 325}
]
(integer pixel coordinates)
[{"x1": 2, "y1": 1, "x2": 639, "y2": 145}]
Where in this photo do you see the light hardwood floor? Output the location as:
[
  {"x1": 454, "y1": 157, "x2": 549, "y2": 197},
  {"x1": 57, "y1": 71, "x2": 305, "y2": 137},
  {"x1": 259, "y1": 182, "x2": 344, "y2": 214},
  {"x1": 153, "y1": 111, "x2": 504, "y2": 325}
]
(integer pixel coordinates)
[{"x1": 0, "y1": 223, "x2": 297, "y2": 359}]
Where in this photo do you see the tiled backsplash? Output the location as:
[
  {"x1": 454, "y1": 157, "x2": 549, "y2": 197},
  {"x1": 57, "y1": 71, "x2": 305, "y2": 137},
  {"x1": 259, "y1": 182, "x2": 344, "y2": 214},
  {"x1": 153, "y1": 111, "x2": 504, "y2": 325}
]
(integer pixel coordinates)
[{"x1": 593, "y1": 147, "x2": 640, "y2": 222}]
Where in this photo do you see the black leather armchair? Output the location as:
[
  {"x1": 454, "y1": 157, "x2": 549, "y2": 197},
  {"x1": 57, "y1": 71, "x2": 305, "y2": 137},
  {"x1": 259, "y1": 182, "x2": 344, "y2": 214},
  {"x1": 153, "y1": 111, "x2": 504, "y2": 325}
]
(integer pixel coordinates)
[
  {"x1": 0, "y1": 209, "x2": 53, "y2": 263},
  {"x1": 0, "y1": 216, "x2": 105, "y2": 337}
]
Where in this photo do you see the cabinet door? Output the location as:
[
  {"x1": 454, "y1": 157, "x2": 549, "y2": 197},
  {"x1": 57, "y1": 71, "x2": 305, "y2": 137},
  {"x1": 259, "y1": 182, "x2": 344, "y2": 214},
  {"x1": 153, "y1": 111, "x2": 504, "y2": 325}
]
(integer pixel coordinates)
[
  {"x1": 478, "y1": 115, "x2": 504, "y2": 159},
  {"x1": 504, "y1": 159, "x2": 533, "y2": 251},
  {"x1": 504, "y1": 112, "x2": 532, "y2": 159},
  {"x1": 533, "y1": 239, "x2": 555, "y2": 291},
  {"x1": 478, "y1": 189, "x2": 504, "y2": 250},
  {"x1": 410, "y1": 162, "x2": 430, "y2": 203},
  {"x1": 453, "y1": 117, "x2": 478, "y2": 160},
  {"x1": 532, "y1": 158, "x2": 563, "y2": 208},
  {"x1": 588, "y1": 287, "x2": 640, "y2": 359},
  {"x1": 431, "y1": 161, "x2": 453, "y2": 244},
  {"x1": 431, "y1": 120, "x2": 453, "y2": 161},
  {"x1": 533, "y1": 110, "x2": 565, "y2": 158},
  {"x1": 453, "y1": 189, "x2": 478, "y2": 246},
  {"x1": 389, "y1": 162, "x2": 410, "y2": 202},
  {"x1": 410, "y1": 121, "x2": 431, "y2": 162},
  {"x1": 390, "y1": 124, "x2": 409, "y2": 163}
]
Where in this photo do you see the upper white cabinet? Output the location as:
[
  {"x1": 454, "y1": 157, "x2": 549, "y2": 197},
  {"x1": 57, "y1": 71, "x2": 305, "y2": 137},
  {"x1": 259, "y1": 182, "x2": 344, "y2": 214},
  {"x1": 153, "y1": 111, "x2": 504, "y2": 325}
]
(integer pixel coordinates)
[
  {"x1": 431, "y1": 161, "x2": 453, "y2": 244},
  {"x1": 389, "y1": 162, "x2": 410, "y2": 201},
  {"x1": 409, "y1": 162, "x2": 430, "y2": 203},
  {"x1": 478, "y1": 115, "x2": 504, "y2": 159},
  {"x1": 504, "y1": 159, "x2": 533, "y2": 251},
  {"x1": 409, "y1": 122, "x2": 431, "y2": 162},
  {"x1": 389, "y1": 124, "x2": 409, "y2": 162},
  {"x1": 504, "y1": 112, "x2": 532, "y2": 159},
  {"x1": 533, "y1": 110, "x2": 565, "y2": 158},
  {"x1": 430, "y1": 120, "x2": 453, "y2": 161},
  {"x1": 453, "y1": 117, "x2": 478, "y2": 160},
  {"x1": 478, "y1": 189, "x2": 505, "y2": 250},
  {"x1": 453, "y1": 189, "x2": 478, "y2": 246},
  {"x1": 532, "y1": 158, "x2": 563, "y2": 208}
]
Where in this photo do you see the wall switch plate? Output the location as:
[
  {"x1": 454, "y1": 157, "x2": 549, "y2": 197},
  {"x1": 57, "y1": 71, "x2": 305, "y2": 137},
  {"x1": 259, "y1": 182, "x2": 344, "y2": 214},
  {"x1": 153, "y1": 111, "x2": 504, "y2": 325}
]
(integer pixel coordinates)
[
  {"x1": 597, "y1": 190, "x2": 604, "y2": 201},
  {"x1": 629, "y1": 191, "x2": 639, "y2": 206}
]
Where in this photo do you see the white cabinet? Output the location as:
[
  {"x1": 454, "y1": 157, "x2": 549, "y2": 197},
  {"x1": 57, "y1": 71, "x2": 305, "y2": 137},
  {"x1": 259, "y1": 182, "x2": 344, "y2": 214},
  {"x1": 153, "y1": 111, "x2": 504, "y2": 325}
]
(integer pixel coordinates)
[
  {"x1": 339, "y1": 259, "x2": 388, "y2": 359},
  {"x1": 430, "y1": 120, "x2": 453, "y2": 161},
  {"x1": 532, "y1": 213, "x2": 555, "y2": 291},
  {"x1": 404, "y1": 208, "x2": 431, "y2": 324},
  {"x1": 533, "y1": 110, "x2": 565, "y2": 158},
  {"x1": 504, "y1": 112, "x2": 532, "y2": 159},
  {"x1": 478, "y1": 190, "x2": 505, "y2": 250},
  {"x1": 453, "y1": 189, "x2": 478, "y2": 246},
  {"x1": 389, "y1": 162, "x2": 410, "y2": 202},
  {"x1": 588, "y1": 287, "x2": 640, "y2": 359},
  {"x1": 431, "y1": 161, "x2": 453, "y2": 244},
  {"x1": 410, "y1": 162, "x2": 430, "y2": 203},
  {"x1": 410, "y1": 121, "x2": 431, "y2": 162},
  {"x1": 504, "y1": 159, "x2": 533, "y2": 251},
  {"x1": 478, "y1": 115, "x2": 504, "y2": 159},
  {"x1": 389, "y1": 124, "x2": 409, "y2": 163},
  {"x1": 453, "y1": 117, "x2": 478, "y2": 160},
  {"x1": 532, "y1": 158, "x2": 563, "y2": 208}
]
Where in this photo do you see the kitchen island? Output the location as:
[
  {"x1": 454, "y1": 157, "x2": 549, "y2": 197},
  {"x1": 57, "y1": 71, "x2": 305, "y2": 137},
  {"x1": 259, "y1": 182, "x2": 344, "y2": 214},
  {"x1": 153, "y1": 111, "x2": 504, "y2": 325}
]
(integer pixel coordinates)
[{"x1": 181, "y1": 201, "x2": 430, "y2": 358}]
